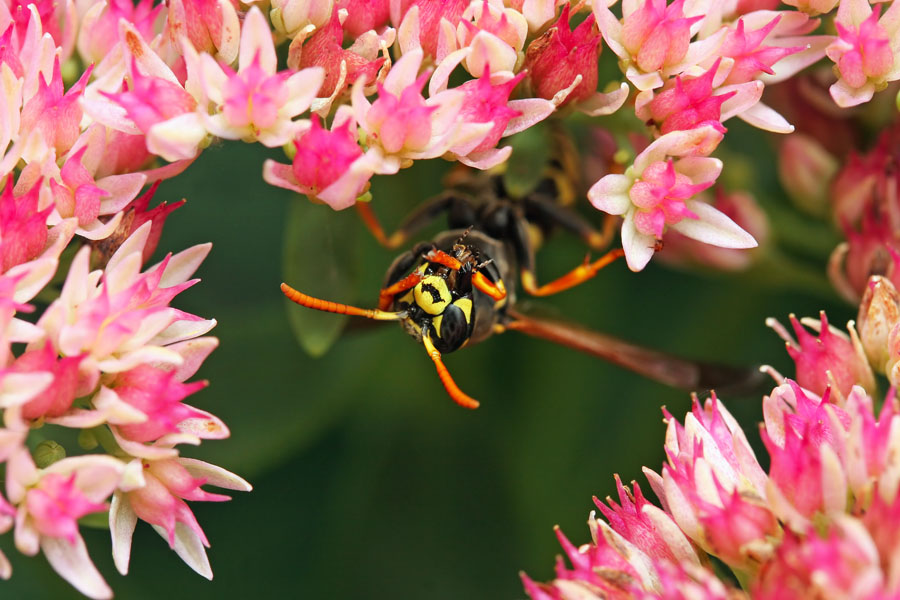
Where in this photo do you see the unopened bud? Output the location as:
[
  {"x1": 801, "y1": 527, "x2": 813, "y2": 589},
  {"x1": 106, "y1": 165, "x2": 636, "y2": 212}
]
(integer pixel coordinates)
[
  {"x1": 270, "y1": 0, "x2": 333, "y2": 37},
  {"x1": 523, "y1": 6, "x2": 600, "y2": 106},
  {"x1": 34, "y1": 440, "x2": 66, "y2": 468},
  {"x1": 858, "y1": 276, "x2": 900, "y2": 373},
  {"x1": 778, "y1": 134, "x2": 838, "y2": 217}
]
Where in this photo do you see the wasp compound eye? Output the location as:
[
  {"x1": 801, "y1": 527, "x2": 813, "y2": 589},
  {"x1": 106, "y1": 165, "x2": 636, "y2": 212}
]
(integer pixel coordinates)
[
  {"x1": 414, "y1": 275, "x2": 451, "y2": 315},
  {"x1": 432, "y1": 298, "x2": 473, "y2": 353}
]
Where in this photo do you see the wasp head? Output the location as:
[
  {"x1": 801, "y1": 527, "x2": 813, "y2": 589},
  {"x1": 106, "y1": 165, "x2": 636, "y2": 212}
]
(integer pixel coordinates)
[{"x1": 391, "y1": 243, "x2": 483, "y2": 353}]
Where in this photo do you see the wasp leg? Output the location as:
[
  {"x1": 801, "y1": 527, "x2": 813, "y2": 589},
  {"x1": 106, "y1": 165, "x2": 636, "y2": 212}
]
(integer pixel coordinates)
[
  {"x1": 523, "y1": 193, "x2": 618, "y2": 251},
  {"x1": 505, "y1": 206, "x2": 625, "y2": 297},
  {"x1": 356, "y1": 192, "x2": 473, "y2": 249},
  {"x1": 377, "y1": 271, "x2": 424, "y2": 310},
  {"x1": 422, "y1": 331, "x2": 480, "y2": 409},
  {"x1": 520, "y1": 248, "x2": 626, "y2": 297},
  {"x1": 472, "y1": 270, "x2": 507, "y2": 301}
]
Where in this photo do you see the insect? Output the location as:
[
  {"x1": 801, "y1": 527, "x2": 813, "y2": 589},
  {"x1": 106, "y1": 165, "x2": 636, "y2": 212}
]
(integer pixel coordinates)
[{"x1": 281, "y1": 143, "x2": 762, "y2": 408}]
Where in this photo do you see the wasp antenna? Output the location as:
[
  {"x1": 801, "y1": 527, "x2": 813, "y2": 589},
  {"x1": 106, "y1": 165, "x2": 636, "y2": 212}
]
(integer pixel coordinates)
[
  {"x1": 422, "y1": 333, "x2": 480, "y2": 409},
  {"x1": 280, "y1": 283, "x2": 407, "y2": 321},
  {"x1": 423, "y1": 248, "x2": 463, "y2": 270},
  {"x1": 454, "y1": 226, "x2": 474, "y2": 244}
]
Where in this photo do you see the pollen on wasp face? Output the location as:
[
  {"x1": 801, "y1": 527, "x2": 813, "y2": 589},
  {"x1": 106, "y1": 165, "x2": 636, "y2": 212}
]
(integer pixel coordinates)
[{"x1": 414, "y1": 275, "x2": 452, "y2": 315}]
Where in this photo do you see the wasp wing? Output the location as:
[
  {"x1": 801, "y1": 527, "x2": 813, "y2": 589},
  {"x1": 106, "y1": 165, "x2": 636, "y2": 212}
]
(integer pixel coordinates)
[{"x1": 505, "y1": 308, "x2": 768, "y2": 396}]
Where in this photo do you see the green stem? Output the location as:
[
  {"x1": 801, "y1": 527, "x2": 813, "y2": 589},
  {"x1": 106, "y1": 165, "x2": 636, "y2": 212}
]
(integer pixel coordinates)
[{"x1": 91, "y1": 425, "x2": 126, "y2": 458}]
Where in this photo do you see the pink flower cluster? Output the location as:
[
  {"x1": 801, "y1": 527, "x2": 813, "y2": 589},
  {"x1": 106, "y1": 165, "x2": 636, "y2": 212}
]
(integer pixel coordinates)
[
  {"x1": 0, "y1": 3, "x2": 251, "y2": 598},
  {"x1": 523, "y1": 252, "x2": 900, "y2": 598},
  {"x1": 4, "y1": 0, "x2": 885, "y2": 284},
  {"x1": 260, "y1": 0, "x2": 897, "y2": 274},
  {"x1": 523, "y1": 381, "x2": 900, "y2": 599}
]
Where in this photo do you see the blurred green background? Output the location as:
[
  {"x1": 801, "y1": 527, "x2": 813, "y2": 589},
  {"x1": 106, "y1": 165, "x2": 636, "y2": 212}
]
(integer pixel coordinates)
[{"x1": 1, "y1": 122, "x2": 845, "y2": 599}]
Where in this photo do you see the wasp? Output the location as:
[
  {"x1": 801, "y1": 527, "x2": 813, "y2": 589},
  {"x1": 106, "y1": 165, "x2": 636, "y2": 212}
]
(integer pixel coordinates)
[{"x1": 281, "y1": 137, "x2": 761, "y2": 408}]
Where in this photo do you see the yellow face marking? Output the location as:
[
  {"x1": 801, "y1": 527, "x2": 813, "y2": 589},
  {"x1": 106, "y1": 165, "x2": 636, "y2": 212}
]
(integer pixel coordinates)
[
  {"x1": 398, "y1": 289, "x2": 414, "y2": 306},
  {"x1": 414, "y1": 275, "x2": 451, "y2": 315}
]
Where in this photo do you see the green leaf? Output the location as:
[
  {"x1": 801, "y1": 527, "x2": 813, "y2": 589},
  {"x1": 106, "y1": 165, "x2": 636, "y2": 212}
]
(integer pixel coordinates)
[
  {"x1": 502, "y1": 124, "x2": 551, "y2": 198},
  {"x1": 282, "y1": 196, "x2": 361, "y2": 357}
]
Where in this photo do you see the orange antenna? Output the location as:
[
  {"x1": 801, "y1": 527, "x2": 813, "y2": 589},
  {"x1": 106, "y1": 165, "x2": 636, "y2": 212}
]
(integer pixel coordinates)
[
  {"x1": 281, "y1": 283, "x2": 407, "y2": 321},
  {"x1": 422, "y1": 333, "x2": 480, "y2": 409}
]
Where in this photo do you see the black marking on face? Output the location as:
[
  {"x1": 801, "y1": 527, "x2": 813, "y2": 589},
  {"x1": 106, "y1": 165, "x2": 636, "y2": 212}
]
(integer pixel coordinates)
[{"x1": 421, "y1": 283, "x2": 443, "y2": 304}]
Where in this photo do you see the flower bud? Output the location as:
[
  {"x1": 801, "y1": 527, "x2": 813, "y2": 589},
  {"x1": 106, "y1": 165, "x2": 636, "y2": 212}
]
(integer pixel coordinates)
[
  {"x1": 523, "y1": 6, "x2": 600, "y2": 105},
  {"x1": 34, "y1": 440, "x2": 66, "y2": 468},
  {"x1": 270, "y1": 0, "x2": 334, "y2": 38},
  {"x1": 336, "y1": 0, "x2": 390, "y2": 38},
  {"x1": 831, "y1": 153, "x2": 879, "y2": 228},
  {"x1": 857, "y1": 276, "x2": 900, "y2": 373},
  {"x1": 828, "y1": 212, "x2": 900, "y2": 301},
  {"x1": 778, "y1": 133, "x2": 838, "y2": 217}
]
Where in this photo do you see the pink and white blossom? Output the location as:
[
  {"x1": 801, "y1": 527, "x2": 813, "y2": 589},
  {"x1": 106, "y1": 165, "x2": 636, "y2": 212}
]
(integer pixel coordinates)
[
  {"x1": 7, "y1": 448, "x2": 130, "y2": 599},
  {"x1": 826, "y1": 0, "x2": 900, "y2": 107},
  {"x1": 110, "y1": 456, "x2": 251, "y2": 578},
  {"x1": 193, "y1": 7, "x2": 325, "y2": 147},
  {"x1": 588, "y1": 126, "x2": 756, "y2": 271},
  {"x1": 263, "y1": 107, "x2": 384, "y2": 210},
  {"x1": 352, "y1": 48, "x2": 481, "y2": 171},
  {"x1": 594, "y1": 0, "x2": 726, "y2": 91}
]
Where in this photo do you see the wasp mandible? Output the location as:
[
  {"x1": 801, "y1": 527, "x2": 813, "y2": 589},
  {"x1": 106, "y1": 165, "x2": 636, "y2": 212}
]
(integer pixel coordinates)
[{"x1": 282, "y1": 139, "x2": 762, "y2": 408}]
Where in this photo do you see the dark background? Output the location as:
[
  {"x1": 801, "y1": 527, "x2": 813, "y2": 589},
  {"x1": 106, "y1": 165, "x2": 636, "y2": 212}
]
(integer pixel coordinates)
[{"x1": 1, "y1": 122, "x2": 843, "y2": 599}]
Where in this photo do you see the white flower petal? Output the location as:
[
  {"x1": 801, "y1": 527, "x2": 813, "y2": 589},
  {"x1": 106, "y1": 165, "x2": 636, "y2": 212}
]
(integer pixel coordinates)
[
  {"x1": 456, "y1": 147, "x2": 512, "y2": 170},
  {"x1": 150, "y1": 319, "x2": 217, "y2": 347},
  {"x1": 176, "y1": 405, "x2": 230, "y2": 439},
  {"x1": 384, "y1": 46, "x2": 423, "y2": 94},
  {"x1": 7, "y1": 257, "x2": 58, "y2": 304},
  {"x1": 589, "y1": 174, "x2": 634, "y2": 215},
  {"x1": 283, "y1": 68, "x2": 325, "y2": 117},
  {"x1": 110, "y1": 491, "x2": 138, "y2": 575},
  {"x1": 151, "y1": 523, "x2": 213, "y2": 579},
  {"x1": 158, "y1": 337, "x2": 219, "y2": 382},
  {"x1": 0, "y1": 372, "x2": 53, "y2": 408},
  {"x1": 239, "y1": 7, "x2": 276, "y2": 73},
  {"x1": 179, "y1": 457, "x2": 253, "y2": 491},
  {"x1": 737, "y1": 101, "x2": 795, "y2": 133},
  {"x1": 671, "y1": 200, "x2": 758, "y2": 249},
  {"x1": 621, "y1": 214, "x2": 656, "y2": 272},
  {"x1": 41, "y1": 535, "x2": 112, "y2": 600},
  {"x1": 159, "y1": 244, "x2": 212, "y2": 288},
  {"x1": 147, "y1": 113, "x2": 207, "y2": 162},
  {"x1": 578, "y1": 82, "x2": 631, "y2": 116}
]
